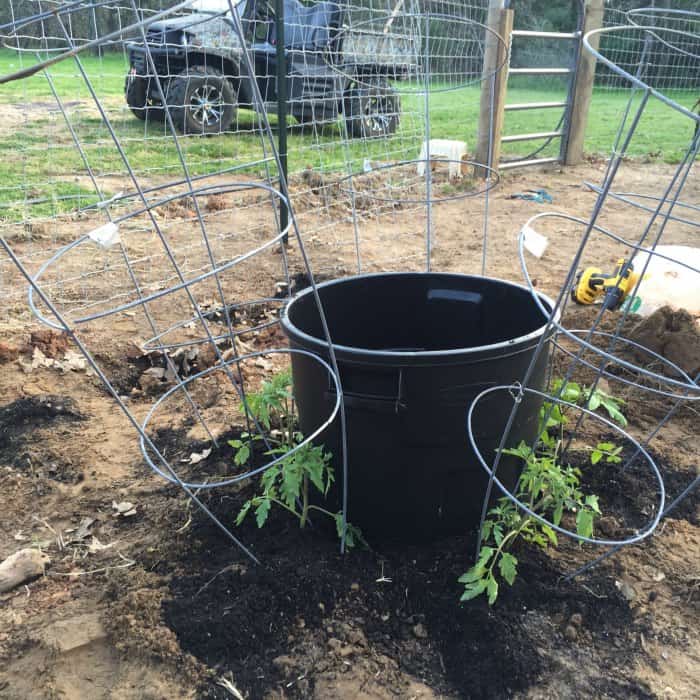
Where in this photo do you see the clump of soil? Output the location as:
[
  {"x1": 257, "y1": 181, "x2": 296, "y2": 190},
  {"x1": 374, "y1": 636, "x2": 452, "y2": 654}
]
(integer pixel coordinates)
[
  {"x1": 0, "y1": 395, "x2": 84, "y2": 449},
  {"x1": 205, "y1": 194, "x2": 228, "y2": 212},
  {"x1": 163, "y1": 196, "x2": 196, "y2": 219},
  {"x1": 28, "y1": 330, "x2": 70, "y2": 359},
  {"x1": 629, "y1": 306, "x2": 700, "y2": 377},
  {"x1": 0, "y1": 395, "x2": 85, "y2": 484},
  {"x1": 0, "y1": 341, "x2": 20, "y2": 363},
  {"x1": 95, "y1": 345, "x2": 154, "y2": 395}
]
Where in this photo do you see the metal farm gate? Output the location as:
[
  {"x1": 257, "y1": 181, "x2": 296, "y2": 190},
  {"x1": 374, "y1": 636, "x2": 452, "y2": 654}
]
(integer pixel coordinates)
[
  {"x1": 477, "y1": 0, "x2": 604, "y2": 172},
  {"x1": 500, "y1": 3, "x2": 583, "y2": 170}
]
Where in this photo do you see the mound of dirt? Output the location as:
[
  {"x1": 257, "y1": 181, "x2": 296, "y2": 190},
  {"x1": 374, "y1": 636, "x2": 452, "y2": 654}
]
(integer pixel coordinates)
[
  {"x1": 629, "y1": 306, "x2": 700, "y2": 377},
  {"x1": 161, "y1": 486, "x2": 655, "y2": 700},
  {"x1": 0, "y1": 395, "x2": 86, "y2": 484}
]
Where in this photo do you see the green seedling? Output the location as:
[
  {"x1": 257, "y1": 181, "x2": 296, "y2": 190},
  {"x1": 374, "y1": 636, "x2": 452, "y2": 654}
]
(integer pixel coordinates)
[
  {"x1": 591, "y1": 441, "x2": 623, "y2": 465},
  {"x1": 460, "y1": 376, "x2": 626, "y2": 604},
  {"x1": 231, "y1": 370, "x2": 364, "y2": 548},
  {"x1": 460, "y1": 441, "x2": 601, "y2": 605}
]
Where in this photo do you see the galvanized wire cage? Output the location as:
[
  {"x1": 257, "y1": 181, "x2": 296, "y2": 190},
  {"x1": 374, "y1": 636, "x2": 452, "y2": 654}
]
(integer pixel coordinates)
[
  {"x1": 0, "y1": 0, "x2": 504, "y2": 558},
  {"x1": 470, "y1": 12, "x2": 700, "y2": 581}
]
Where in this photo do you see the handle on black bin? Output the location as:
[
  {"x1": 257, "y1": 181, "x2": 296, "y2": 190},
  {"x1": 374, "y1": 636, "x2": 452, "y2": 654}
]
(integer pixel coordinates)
[
  {"x1": 324, "y1": 367, "x2": 406, "y2": 414},
  {"x1": 324, "y1": 389, "x2": 407, "y2": 414}
]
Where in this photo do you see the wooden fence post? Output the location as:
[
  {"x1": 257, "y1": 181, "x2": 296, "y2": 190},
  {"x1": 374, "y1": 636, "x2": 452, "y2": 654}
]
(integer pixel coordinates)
[
  {"x1": 475, "y1": 0, "x2": 513, "y2": 177},
  {"x1": 564, "y1": 0, "x2": 605, "y2": 165}
]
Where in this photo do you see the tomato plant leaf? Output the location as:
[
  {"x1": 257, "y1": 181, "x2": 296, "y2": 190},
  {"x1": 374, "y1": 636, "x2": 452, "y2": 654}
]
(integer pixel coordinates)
[
  {"x1": 280, "y1": 461, "x2": 302, "y2": 508},
  {"x1": 493, "y1": 524, "x2": 504, "y2": 547},
  {"x1": 261, "y1": 465, "x2": 279, "y2": 494},
  {"x1": 235, "y1": 500, "x2": 252, "y2": 526},
  {"x1": 458, "y1": 566, "x2": 486, "y2": 584},
  {"x1": 585, "y1": 494, "x2": 601, "y2": 513},
  {"x1": 255, "y1": 498, "x2": 272, "y2": 528},
  {"x1": 498, "y1": 552, "x2": 518, "y2": 586},
  {"x1": 487, "y1": 576, "x2": 499, "y2": 605},
  {"x1": 234, "y1": 442, "x2": 250, "y2": 466},
  {"x1": 305, "y1": 450, "x2": 326, "y2": 494},
  {"x1": 476, "y1": 546, "x2": 495, "y2": 569},
  {"x1": 557, "y1": 381, "x2": 581, "y2": 403},
  {"x1": 460, "y1": 579, "x2": 488, "y2": 602},
  {"x1": 333, "y1": 514, "x2": 365, "y2": 550},
  {"x1": 576, "y1": 509, "x2": 594, "y2": 539},
  {"x1": 603, "y1": 401, "x2": 627, "y2": 427},
  {"x1": 541, "y1": 524, "x2": 558, "y2": 546}
]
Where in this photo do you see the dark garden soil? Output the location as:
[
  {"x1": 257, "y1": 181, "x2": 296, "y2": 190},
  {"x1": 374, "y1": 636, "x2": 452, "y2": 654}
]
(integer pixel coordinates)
[
  {"x1": 574, "y1": 444, "x2": 699, "y2": 531},
  {"x1": 164, "y1": 500, "x2": 656, "y2": 700},
  {"x1": 151, "y1": 410, "x2": 697, "y2": 700},
  {"x1": 0, "y1": 395, "x2": 85, "y2": 451},
  {"x1": 157, "y1": 428, "x2": 680, "y2": 700},
  {"x1": 0, "y1": 395, "x2": 86, "y2": 484}
]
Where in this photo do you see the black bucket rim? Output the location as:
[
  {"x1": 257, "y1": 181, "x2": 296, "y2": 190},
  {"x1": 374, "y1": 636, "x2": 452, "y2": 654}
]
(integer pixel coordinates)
[{"x1": 281, "y1": 272, "x2": 559, "y2": 362}]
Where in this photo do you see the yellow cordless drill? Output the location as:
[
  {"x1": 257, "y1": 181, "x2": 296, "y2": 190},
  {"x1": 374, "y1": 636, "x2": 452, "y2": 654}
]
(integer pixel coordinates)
[{"x1": 571, "y1": 258, "x2": 640, "y2": 311}]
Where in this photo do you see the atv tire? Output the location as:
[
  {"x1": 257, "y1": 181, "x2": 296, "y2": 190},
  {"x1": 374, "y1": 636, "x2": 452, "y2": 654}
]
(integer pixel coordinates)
[
  {"x1": 124, "y1": 73, "x2": 165, "y2": 121},
  {"x1": 344, "y1": 78, "x2": 400, "y2": 139},
  {"x1": 167, "y1": 66, "x2": 236, "y2": 135}
]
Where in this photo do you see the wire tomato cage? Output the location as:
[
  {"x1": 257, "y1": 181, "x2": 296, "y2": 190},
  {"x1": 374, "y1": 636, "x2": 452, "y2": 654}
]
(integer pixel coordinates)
[
  {"x1": 0, "y1": 1, "x2": 508, "y2": 560},
  {"x1": 469, "y1": 13, "x2": 699, "y2": 581},
  {"x1": 0, "y1": 0, "x2": 354, "y2": 558}
]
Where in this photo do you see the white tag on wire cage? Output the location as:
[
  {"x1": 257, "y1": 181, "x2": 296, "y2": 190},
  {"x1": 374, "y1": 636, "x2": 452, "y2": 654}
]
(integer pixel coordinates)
[
  {"x1": 88, "y1": 222, "x2": 120, "y2": 248},
  {"x1": 521, "y1": 224, "x2": 548, "y2": 259}
]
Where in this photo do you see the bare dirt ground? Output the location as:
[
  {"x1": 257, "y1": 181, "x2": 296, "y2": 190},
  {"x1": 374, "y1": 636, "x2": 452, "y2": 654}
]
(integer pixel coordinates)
[{"x1": 0, "y1": 161, "x2": 698, "y2": 699}]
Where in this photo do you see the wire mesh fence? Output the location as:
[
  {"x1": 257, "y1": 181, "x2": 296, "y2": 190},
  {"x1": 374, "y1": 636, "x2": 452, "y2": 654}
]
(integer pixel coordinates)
[
  {"x1": 586, "y1": 1, "x2": 700, "y2": 158},
  {"x1": 496, "y1": 1, "x2": 700, "y2": 162},
  {"x1": 8, "y1": 1, "x2": 700, "y2": 316},
  {"x1": 0, "y1": 0, "x2": 496, "y2": 313},
  {"x1": 500, "y1": 1, "x2": 581, "y2": 163}
]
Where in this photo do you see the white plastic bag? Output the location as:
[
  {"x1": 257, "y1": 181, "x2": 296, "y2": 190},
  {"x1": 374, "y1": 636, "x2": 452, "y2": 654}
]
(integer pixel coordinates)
[{"x1": 631, "y1": 245, "x2": 700, "y2": 316}]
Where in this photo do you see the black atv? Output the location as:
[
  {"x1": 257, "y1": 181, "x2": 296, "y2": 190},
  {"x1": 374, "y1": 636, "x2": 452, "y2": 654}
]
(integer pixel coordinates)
[{"x1": 125, "y1": 0, "x2": 413, "y2": 137}]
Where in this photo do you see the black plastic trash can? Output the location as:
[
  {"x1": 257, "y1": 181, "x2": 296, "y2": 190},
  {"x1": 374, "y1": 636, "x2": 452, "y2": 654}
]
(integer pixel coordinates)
[{"x1": 281, "y1": 273, "x2": 557, "y2": 540}]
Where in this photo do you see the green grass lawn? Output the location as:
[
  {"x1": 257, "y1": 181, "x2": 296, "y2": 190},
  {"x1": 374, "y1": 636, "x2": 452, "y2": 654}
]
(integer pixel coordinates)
[
  {"x1": 0, "y1": 48, "x2": 695, "y2": 219},
  {"x1": 0, "y1": 50, "x2": 127, "y2": 100}
]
